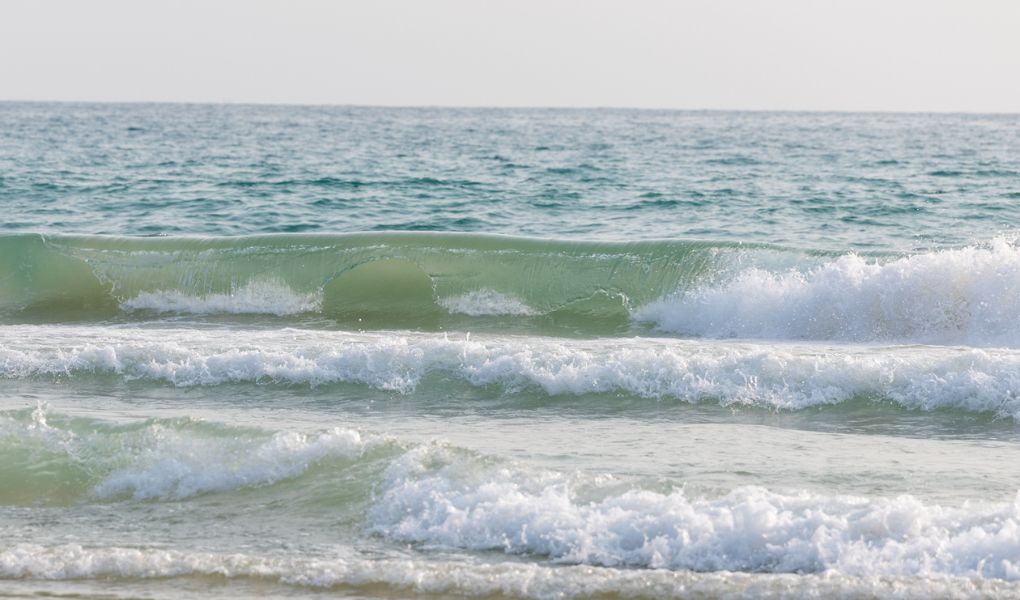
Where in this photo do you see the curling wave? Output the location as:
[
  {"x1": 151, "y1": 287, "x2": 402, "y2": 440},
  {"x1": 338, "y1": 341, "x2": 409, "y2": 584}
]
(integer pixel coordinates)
[
  {"x1": 6, "y1": 232, "x2": 1020, "y2": 345},
  {"x1": 0, "y1": 232, "x2": 723, "y2": 331}
]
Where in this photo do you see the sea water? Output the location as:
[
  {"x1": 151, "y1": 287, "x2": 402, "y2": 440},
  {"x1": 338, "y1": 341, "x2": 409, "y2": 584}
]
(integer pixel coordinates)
[{"x1": 2, "y1": 103, "x2": 1020, "y2": 598}]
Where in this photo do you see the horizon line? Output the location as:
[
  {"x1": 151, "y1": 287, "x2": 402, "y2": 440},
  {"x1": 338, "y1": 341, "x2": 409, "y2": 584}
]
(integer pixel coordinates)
[{"x1": 1, "y1": 98, "x2": 1018, "y2": 117}]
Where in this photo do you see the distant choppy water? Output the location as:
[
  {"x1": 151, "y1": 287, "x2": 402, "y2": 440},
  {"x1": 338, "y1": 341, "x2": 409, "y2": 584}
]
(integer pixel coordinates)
[
  {"x1": 3, "y1": 103, "x2": 1020, "y2": 599},
  {"x1": 3, "y1": 103, "x2": 1020, "y2": 249}
]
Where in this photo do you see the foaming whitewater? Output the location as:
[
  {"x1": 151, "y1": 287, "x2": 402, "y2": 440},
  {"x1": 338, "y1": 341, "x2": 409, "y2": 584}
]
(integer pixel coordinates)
[
  {"x1": 94, "y1": 426, "x2": 369, "y2": 500},
  {"x1": 0, "y1": 407, "x2": 376, "y2": 502},
  {"x1": 122, "y1": 279, "x2": 321, "y2": 316},
  {"x1": 440, "y1": 289, "x2": 538, "y2": 316},
  {"x1": 6, "y1": 545, "x2": 1017, "y2": 599},
  {"x1": 6, "y1": 409, "x2": 1020, "y2": 591},
  {"x1": 372, "y1": 443, "x2": 1020, "y2": 580},
  {"x1": 4, "y1": 326, "x2": 1020, "y2": 418},
  {"x1": 639, "y1": 238, "x2": 1020, "y2": 346}
]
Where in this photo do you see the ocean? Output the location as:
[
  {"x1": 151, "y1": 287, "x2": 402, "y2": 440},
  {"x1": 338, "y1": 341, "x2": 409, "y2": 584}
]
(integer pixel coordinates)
[{"x1": 2, "y1": 102, "x2": 1020, "y2": 599}]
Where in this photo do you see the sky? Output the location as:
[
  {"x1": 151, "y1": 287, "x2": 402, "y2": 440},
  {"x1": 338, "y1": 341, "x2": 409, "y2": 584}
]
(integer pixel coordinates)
[{"x1": 1, "y1": 0, "x2": 1019, "y2": 112}]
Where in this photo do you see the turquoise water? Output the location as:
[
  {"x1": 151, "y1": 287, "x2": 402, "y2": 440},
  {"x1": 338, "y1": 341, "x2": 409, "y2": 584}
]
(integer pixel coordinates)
[
  {"x1": 3, "y1": 103, "x2": 1019, "y2": 249},
  {"x1": 3, "y1": 103, "x2": 1020, "y2": 599}
]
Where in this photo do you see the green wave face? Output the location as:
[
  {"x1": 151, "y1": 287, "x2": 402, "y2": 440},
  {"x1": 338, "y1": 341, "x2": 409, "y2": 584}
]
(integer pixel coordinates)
[
  {"x1": 0, "y1": 233, "x2": 762, "y2": 333},
  {"x1": 0, "y1": 235, "x2": 118, "y2": 320}
]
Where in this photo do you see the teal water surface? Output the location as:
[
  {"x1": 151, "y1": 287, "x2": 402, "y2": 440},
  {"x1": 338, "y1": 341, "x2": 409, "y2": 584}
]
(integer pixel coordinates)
[{"x1": 2, "y1": 103, "x2": 1019, "y2": 249}]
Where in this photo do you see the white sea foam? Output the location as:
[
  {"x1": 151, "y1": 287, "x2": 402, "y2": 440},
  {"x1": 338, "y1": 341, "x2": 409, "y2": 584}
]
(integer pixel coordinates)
[
  {"x1": 0, "y1": 407, "x2": 373, "y2": 500},
  {"x1": 6, "y1": 411, "x2": 1020, "y2": 588},
  {"x1": 4, "y1": 543, "x2": 1016, "y2": 598},
  {"x1": 4, "y1": 326, "x2": 1020, "y2": 417},
  {"x1": 440, "y1": 289, "x2": 538, "y2": 316},
  {"x1": 122, "y1": 279, "x2": 321, "y2": 316},
  {"x1": 370, "y1": 443, "x2": 1020, "y2": 580},
  {"x1": 4, "y1": 430, "x2": 1020, "y2": 589},
  {"x1": 93, "y1": 426, "x2": 369, "y2": 500},
  {"x1": 638, "y1": 238, "x2": 1020, "y2": 346}
]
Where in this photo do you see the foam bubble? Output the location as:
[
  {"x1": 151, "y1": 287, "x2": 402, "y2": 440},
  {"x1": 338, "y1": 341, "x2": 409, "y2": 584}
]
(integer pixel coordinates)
[
  {"x1": 638, "y1": 238, "x2": 1020, "y2": 345},
  {"x1": 440, "y1": 289, "x2": 538, "y2": 316},
  {"x1": 122, "y1": 279, "x2": 320, "y2": 316}
]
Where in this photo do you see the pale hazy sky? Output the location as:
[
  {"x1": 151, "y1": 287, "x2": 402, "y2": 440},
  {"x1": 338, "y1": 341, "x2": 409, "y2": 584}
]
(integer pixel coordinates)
[{"x1": 2, "y1": 0, "x2": 1018, "y2": 112}]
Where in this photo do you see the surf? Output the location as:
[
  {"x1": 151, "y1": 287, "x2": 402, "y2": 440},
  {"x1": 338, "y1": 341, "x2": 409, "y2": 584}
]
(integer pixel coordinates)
[
  {"x1": 6, "y1": 232, "x2": 1020, "y2": 346},
  {"x1": 5, "y1": 326, "x2": 1020, "y2": 419},
  {"x1": 4, "y1": 407, "x2": 1020, "y2": 585},
  {"x1": 0, "y1": 231, "x2": 782, "y2": 332}
]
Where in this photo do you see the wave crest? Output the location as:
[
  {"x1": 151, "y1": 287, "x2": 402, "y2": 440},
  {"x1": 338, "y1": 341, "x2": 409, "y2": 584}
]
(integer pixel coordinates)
[
  {"x1": 0, "y1": 407, "x2": 375, "y2": 502},
  {"x1": 4, "y1": 327, "x2": 1020, "y2": 417},
  {"x1": 639, "y1": 238, "x2": 1020, "y2": 345}
]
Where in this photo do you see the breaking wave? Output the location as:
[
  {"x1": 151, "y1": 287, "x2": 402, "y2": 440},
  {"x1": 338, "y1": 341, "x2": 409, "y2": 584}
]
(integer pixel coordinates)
[
  {"x1": 4, "y1": 327, "x2": 1020, "y2": 418},
  {"x1": 637, "y1": 237, "x2": 1020, "y2": 346},
  {"x1": 5, "y1": 232, "x2": 1020, "y2": 345},
  {"x1": 3, "y1": 408, "x2": 1020, "y2": 586},
  {"x1": 372, "y1": 444, "x2": 1020, "y2": 579}
]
